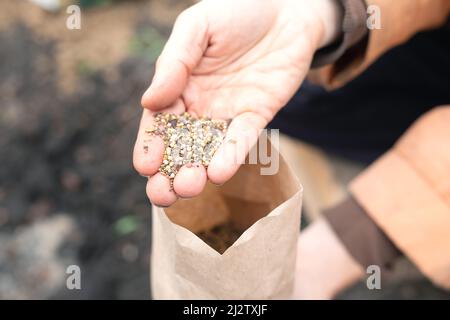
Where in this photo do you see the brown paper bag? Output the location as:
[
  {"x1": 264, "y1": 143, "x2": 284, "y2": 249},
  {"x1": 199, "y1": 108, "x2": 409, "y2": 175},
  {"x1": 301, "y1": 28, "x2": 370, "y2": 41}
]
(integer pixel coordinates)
[{"x1": 151, "y1": 139, "x2": 302, "y2": 299}]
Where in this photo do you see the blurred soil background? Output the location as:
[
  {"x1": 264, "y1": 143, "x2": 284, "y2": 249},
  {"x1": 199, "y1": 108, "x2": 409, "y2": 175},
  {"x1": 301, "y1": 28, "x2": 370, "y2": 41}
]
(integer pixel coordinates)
[
  {"x1": 0, "y1": 0, "x2": 194, "y2": 299},
  {"x1": 0, "y1": 0, "x2": 449, "y2": 299}
]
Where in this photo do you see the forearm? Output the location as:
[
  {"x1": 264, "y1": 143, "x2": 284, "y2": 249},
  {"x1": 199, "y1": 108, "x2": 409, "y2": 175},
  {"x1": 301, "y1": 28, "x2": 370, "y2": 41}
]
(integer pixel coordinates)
[
  {"x1": 277, "y1": 0, "x2": 345, "y2": 53},
  {"x1": 293, "y1": 217, "x2": 365, "y2": 299},
  {"x1": 323, "y1": 196, "x2": 401, "y2": 277},
  {"x1": 295, "y1": 194, "x2": 401, "y2": 300},
  {"x1": 310, "y1": 0, "x2": 450, "y2": 87},
  {"x1": 309, "y1": 0, "x2": 345, "y2": 48},
  {"x1": 348, "y1": 106, "x2": 450, "y2": 289}
]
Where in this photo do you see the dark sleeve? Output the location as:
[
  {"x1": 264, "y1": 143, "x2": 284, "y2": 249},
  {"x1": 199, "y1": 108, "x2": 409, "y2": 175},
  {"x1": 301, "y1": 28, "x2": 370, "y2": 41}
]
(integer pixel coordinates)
[
  {"x1": 311, "y1": 0, "x2": 368, "y2": 68},
  {"x1": 323, "y1": 196, "x2": 402, "y2": 276}
]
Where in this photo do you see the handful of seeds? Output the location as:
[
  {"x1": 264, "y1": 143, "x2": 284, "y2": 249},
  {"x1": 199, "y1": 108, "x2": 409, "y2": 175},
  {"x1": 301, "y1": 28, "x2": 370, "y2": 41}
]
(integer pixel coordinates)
[{"x1": 145, "y1": 112, "x2": 228, "y2": 183}]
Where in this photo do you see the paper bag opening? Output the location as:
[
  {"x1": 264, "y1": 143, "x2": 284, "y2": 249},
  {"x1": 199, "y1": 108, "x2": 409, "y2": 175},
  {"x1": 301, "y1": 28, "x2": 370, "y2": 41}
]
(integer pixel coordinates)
[
  {"x1": 163, "y1": 138, "x2": 299, "y2": 254},
  {"x1": 151, "y1": 137, "x2": 302, "y2": 299}
]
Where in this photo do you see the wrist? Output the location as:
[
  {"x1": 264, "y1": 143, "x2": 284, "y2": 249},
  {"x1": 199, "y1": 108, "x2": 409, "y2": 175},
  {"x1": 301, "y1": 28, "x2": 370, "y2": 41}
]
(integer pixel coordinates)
[
  {"x1": 279, "y1": 0, "x2": 344, "y2": 52},
  {"x1": 311, "y1": 0, "x2": 344, "y2": 48},
  {"x1": 293, "y1": 218, "x2": 364, "y2": 299}
]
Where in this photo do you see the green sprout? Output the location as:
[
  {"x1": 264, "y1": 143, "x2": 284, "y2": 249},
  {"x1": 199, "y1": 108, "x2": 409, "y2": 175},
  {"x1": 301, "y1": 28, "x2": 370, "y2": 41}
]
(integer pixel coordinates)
[{"x1": 114, "y1": 215, "x2": 140, "y2": 235}]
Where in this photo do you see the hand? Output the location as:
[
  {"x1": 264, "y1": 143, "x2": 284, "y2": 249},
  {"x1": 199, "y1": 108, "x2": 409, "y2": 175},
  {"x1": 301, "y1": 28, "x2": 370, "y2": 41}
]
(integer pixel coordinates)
[
  {"x1": 134, "y1": 0, "x2": 343, "y2": 207},
  {"x1": 293, "y1": 218, "x2": 364, "y2": 299}
]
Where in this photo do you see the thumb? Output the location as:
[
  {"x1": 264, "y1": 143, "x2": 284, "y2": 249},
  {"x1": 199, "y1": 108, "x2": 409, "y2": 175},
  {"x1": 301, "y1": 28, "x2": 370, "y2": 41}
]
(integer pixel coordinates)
[{"x1": 141, "y1": 5, "x2": 209, "y2": 110}]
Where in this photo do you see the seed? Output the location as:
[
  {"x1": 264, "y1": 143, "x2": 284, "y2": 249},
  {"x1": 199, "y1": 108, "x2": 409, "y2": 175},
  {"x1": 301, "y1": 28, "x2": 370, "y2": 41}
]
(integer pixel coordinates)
[{"x1": 145, "y1": 112, "x2": 227, "y2": 182}]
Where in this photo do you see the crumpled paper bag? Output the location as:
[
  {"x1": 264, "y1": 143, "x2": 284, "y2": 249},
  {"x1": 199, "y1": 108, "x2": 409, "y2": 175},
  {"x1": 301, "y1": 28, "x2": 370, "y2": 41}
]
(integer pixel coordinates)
[{"x1": 151, "y1": 138, "x2": 302, "y2": 299}]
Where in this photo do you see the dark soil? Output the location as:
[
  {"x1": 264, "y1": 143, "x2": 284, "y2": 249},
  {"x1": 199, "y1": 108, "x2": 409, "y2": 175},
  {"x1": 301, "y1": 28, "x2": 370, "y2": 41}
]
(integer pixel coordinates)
[
  {"x1": 197, "y1": 222, "x2": 243, "y2": 254},
  {"x1": 0, "y1": 21, "x2": 153, "y2": 299}
]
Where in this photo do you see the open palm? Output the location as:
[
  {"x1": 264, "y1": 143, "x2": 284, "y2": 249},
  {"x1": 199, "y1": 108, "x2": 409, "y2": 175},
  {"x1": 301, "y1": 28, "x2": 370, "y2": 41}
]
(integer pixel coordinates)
[{"x1": 134, "y1": 0, "x2": 333, "y2": 206}]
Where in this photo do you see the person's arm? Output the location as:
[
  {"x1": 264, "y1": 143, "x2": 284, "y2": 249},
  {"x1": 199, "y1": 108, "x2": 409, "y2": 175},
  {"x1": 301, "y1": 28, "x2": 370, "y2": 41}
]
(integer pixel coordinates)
[
  {"x1": 323, "y1": 196, "x2": 401, "y2": 277},
  {"x1": 348, "y1": 106, "x2": 450, "y2": 289},
  {"x1": 300, "y1": 0, "x2": 450, "y2": 291},
  {"x1": 309, "y1": 0, "x2": 450, "y2": 88},
  {"x1": 293, "y1": 217, "x2": 365, "y2": 299},
  {"x1": 296, "y1": 107, "x2": 450, "y2": 297},
  {"x1": 134, "y1": 0, "x2": 349, "y2": 207}
]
